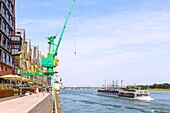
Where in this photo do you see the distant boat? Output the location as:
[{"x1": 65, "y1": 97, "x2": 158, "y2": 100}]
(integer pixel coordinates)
[{"x1": 98, "y1": 88, "x2": 153, "y2": 101}]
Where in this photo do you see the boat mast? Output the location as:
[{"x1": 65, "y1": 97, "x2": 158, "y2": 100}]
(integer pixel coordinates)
[{"x1": 105, "y1": 78, "x2": 107, "y2": 89}]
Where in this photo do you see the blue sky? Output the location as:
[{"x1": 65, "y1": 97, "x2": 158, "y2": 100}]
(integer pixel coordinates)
[{"x1": 16, "y1": 0, "x2": 170, "y2": 86}]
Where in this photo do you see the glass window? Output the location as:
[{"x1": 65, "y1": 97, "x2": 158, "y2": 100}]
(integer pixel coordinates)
[
  {"x1": 2, "y1": 21, "x2": 6, "y2": 32},
  {"x1": 23, "y1": 65, "x2": 26, "y2": 70},
  {"x1": 0, "y1": 18, "x2": 1, "y2": 28},
  {"x1": 0, "y1": 66, "x2": 2, "y2": 71},
  {"x1": 2, "y1": 7, "x2": 6, "y2": 17},
  {"x1": 7, "y1": 41, "x2": 10, "y2": 50},
  {"x1": 7, "y1": 54, "x2": 9, "y2": 65},
  {"x1": 14, "y1": 43, "x2": 19, "y2": 48},
  {"x1": 10, "y1": 56, "x2": 13, "y2": 66},
  {"x1": 10, "y1": 3, "x2": 13, "y2": 14},
  {"x1": 3, "y1": 37, "x2": 6, "y2": 48},
  {"x1": 0, "y1": 49, "x2": 1, "y2": 61},
  {"x1": 7, "y1": 26, "x2": 10, "y2": 36},
  {"x1": 7, "y1": 13, "x2": 10, "y2": 23},
  {"x1": 16, "y1": 32, "x2": 20, "y2": 34},
  {"x1": 8, "y1": 55, "x2": 10, "y2": 65},
  {"x1": 11, "y1": 43, "x2": 14, "y2": 48},
  {"x1": 10, "y1": 18, "x2": 13, "y2": 27},
  {"x1": 7, "y1": 0, "x2": 10, "y2": 8},
  {"x1": 2, "y1": 51, "x2": 6, "y2": 63},
  {"x1": 2, "y1": 0, "x2": 6, "y2": 4},
  {"x1": 0, "y1": 34, "x2": 1, "y2": 46}
]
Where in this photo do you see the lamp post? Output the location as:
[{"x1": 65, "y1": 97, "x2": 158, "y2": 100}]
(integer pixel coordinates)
[
  {"x1": 20, "y1": 58, "x2": 27, "y2": 97},
  {"x1": 32, "y1": 62, "x2": 38, "y2": 92}
]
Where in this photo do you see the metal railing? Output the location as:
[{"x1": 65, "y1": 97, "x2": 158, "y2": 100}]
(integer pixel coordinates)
[{"x1": 53, "y1": 89, "x2": 62, "y2": 113}]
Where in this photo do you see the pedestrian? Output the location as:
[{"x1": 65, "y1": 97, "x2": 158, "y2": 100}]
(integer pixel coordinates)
[
  {"x1": 42, "y1": 88, "x2": 45, "y2": 96},
  {"x1": 36, "y1": 87, "x2": 39, "y2": 97}
]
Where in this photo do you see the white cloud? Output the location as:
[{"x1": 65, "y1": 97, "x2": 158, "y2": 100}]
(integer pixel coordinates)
[{"x1": 56, "y1": 10, "x2": 170, "y2": 86}]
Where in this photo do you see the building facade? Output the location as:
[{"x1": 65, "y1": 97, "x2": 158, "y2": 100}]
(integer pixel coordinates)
[
  {"x1": 11, "y1": 34, "x2": 22, "y2": 74},
  {"x1": 11, "y1": 29, "x2": 26, "y2": 75},
  {"x1": 31, "y1": 45, "x2": 45, "y2": 86},
  {"x1": 0, "y1": 0, "x2": 15, "y2": 75}
]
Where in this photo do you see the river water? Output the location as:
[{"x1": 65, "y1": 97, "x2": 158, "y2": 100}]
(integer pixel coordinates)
[{"x1": 60, "y1": 89, "x2": 170, "y2": 113}]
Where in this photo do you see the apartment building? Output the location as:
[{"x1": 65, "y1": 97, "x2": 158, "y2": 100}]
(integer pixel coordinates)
[
  {"x1": 0, "y1": 0, "x2": 15, "y2": 75},
  {"x1": 11, "y1": 29, "x2": 28, "y2": 75},
  {"x1": 26, "y1": 39, "x2": 32, "y2": 72},
  {"x1": 11, "y1": 33, "x2": 22, "y2": 74},
  {"x1": 31, "y1": 45, "x2": 41, "y2": 84}
]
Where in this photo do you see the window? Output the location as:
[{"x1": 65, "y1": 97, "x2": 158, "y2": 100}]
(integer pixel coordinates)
[
  {"x1": 10, "y1": 18, "x2": 13, "y2": 27},
  {"x1": 7, "y1": 0, "x2": 10, "y2": 8},
  {"x1": 3, "y1": 37, "x2": 6, "y2": 48},
  {"x1": 14, "y1": 43, "x2": 19, "y2": 48},
  {"x1": 2, "y1": 51, "x2": 6, "y2": 63},
  {"x1": 0, "y1": 49, "x2": 1, "y2": 61},
  {"x1": 33, "y1": 47, "x2": 37, "y2": 58},
  {"x1": 9, "y1": 55, "x2": 11, "y2": 65},
  {"x1": 0, "y1": 66, "x2": 3, "y2": 71},
  {"x1": 7, "y1": 54, "x2": 9, "y2": 65},
  {"x1": 2, "y1": 7, "x2": 6, "y2": 17},
  {"x1": 22, "y1": 65, "x2": 26, "y2": 70},
  {"x1": 2, "y1": 0, "x2": 6, "y2": 3},
  {"x1": 0, "y1": 18, "x2": 1, "y2": 28},
  {"x1": 7, "y1": 26, "x2": 10, "y2": 36},
  {"x1": 7, "y1": 13, "x2": 10, "y2": 23},
  {"x1": 11, "y1": 42, "x2": 14, "y2": 48},
  {"x1": 15, "y1": 59, "x2": 18, "y2": 66},
  {"x1": 2, "y1": 21, "x2": 6, "y2": 32},
  {"x1": 10, "y1": 3, "x2": 13, "y2": 14},
  {"x1": 16, "y1": 32, "x2": 21, "y2": 34},
  {"x1": 0, "y1": 34, "x2": 1, "y2": 46},
  {"x1": 7, "y1": 41, "x2": 10, "y2": 51},
  {"x1": 15, "y1": 68, "x2": 18, "y2": 74},
  {"x1": 10, "y1": 57, "x2": 12, "y2": 66}
]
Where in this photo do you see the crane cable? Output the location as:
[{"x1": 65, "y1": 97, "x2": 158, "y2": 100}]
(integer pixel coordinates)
[
  {"x1": 55, "y1": 19, "x2": 65, "y2": 37},
  {"x1": 54, "y1": 0, "x2": 76, "y2": 56},
  {"x1": 74, "y1": 0, "x2": 77, "y2": 56}
]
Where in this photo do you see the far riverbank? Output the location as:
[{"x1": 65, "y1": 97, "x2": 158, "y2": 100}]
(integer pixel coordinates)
[{"x1": 146, "y1": 88, "x2": 170, "y2": 92}]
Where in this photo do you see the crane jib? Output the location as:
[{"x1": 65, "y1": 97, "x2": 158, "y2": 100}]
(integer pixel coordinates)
[
  {"x1": 55, "y1": 0, "x2": 75, "y2": 56},
  {"x1": 41, "y1": 0, "x2": 75, "y2": 68}
]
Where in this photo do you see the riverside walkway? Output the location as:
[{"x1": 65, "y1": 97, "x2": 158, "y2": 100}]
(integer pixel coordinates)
[{"x1": 0, "y1": 93, "x2": 52, "y2": 113}]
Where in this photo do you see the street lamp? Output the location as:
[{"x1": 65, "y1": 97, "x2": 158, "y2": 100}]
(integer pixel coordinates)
[
  {"x1": 32, "y1": 62, "x2": 38, "y2": 91},
  {"x1": 20, "y1": 57, "x2": 27, "y2": 97}
]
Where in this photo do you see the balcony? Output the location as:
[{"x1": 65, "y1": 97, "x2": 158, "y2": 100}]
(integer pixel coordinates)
[
  {"x1": 11, "y1": 35, "x2": 22, "y2": 55},
  {"x1": 11, "y1": 35, "x2": 22, "y2": 42}
]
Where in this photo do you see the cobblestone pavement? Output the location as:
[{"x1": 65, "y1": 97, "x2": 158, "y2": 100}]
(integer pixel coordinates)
[{"x1": 28, "y1": 93, "x2": 53, "y2": 113}]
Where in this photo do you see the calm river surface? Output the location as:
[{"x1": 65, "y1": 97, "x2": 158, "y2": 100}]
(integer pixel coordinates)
[{"x1": 60, "y1": 89, "x2": 170, "y2": 113}]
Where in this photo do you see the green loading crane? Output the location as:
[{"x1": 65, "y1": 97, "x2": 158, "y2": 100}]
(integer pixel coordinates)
[{"x1": 41, "y1": 0, "x2": 75, "y2": 88}]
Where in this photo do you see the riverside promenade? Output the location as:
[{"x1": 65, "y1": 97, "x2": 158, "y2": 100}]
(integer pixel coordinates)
[{"x1": 0, "y1": 93, "x2": 52, "y2": 113}]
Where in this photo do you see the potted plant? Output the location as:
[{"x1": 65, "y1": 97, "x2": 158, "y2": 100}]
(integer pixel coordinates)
[{"x1": 13, "y1": 89, "x2": 19, "y2": 95}]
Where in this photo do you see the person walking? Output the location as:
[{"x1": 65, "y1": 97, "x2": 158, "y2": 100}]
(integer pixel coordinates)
[{"x1": 36, "y1": 87, "x2": 39, "y2": 97}]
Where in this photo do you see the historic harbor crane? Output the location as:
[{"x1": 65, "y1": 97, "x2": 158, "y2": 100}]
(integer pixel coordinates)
[
  {"x1": 22, "y1": 0, "x2": 75, "y2": 89},
  {"x1": 41, "y1": 0, "x2": 75, "y2": 88}
]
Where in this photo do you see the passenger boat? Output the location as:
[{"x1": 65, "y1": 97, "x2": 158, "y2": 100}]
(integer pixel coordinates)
[{"x1": 98, "y1": 88, "x2": 153, "y2": 101}]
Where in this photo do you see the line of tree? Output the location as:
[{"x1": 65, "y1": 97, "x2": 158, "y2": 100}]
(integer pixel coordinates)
[
  {"x1": 148, "y1": 83, "x2": 170, "y2": 89},
  {"x1": 127, "y1": 83, "x2": 170, "y2": 90}
]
